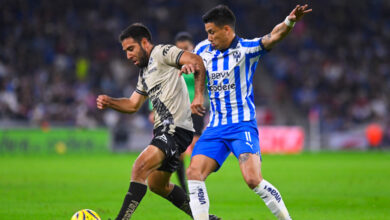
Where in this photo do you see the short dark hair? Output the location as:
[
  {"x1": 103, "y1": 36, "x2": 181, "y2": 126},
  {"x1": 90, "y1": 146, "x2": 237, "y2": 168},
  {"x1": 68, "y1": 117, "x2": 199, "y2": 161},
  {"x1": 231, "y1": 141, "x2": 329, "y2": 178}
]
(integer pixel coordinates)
[
  {"x1": 202, "y1": 5, "x2": 236, "y2": 29},
  {"x1": 174, "y1": 32, "x2": 193, "y2": 43},
  {"x1": 119, "y1": 23, "x2": 152, "y2": 43}
]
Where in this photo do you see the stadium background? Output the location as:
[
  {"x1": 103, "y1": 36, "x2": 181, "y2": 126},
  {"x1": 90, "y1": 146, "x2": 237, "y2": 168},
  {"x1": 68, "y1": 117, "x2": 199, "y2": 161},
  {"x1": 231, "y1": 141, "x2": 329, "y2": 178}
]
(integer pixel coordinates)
[{"x1": 0, "y1": 0, "x2": 389, "y2": 219}]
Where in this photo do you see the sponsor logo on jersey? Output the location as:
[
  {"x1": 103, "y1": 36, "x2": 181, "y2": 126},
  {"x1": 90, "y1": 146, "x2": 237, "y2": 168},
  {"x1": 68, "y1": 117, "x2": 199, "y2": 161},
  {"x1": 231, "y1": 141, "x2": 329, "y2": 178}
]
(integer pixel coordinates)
[
  {"x1": 208, "y1": 83, "x2": 236, "y2": 92},
  {"x1": 210, "y1": 71, "x2": 230, "y2": 80}
]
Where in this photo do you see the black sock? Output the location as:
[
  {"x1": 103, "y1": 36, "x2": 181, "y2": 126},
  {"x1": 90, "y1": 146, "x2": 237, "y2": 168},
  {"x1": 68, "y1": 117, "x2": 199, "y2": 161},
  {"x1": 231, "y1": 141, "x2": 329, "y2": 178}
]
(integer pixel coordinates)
[
  {"x1": 176, "y1": 160, "x2": 188, "y2": 194},
  {"x1": 166, "y1": 184, "x2": 192, "y2": 217},
  {"x1": 116, "y1": 182, "x2": 147, "y2": 220}
]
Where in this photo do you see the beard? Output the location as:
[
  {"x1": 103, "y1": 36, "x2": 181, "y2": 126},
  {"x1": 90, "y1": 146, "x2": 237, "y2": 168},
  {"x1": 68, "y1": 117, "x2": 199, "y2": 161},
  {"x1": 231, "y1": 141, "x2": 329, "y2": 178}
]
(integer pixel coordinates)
[{"x1": 136, "y1": 46, "x2": 149, "y2": 68}]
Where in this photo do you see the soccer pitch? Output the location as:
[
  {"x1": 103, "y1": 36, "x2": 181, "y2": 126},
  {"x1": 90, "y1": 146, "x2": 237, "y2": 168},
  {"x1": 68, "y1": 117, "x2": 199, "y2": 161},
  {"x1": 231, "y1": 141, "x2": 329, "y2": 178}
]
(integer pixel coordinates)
[{"x1": 1, "y1": 152, "x2": 389, "y2": 220}]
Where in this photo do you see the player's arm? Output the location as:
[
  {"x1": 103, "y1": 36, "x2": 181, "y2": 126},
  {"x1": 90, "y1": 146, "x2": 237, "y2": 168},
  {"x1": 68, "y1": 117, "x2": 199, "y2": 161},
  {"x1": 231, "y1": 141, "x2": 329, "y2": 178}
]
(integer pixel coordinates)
[
  {"x1": 96, "y1": 91, "x2": 147, "y2": 114},
  {"x1": 261, "y1": 4, "x2": 312, "y2": 50},
  {"x1": 178, "y1": 51, "x2": 206, "y2": 116}
]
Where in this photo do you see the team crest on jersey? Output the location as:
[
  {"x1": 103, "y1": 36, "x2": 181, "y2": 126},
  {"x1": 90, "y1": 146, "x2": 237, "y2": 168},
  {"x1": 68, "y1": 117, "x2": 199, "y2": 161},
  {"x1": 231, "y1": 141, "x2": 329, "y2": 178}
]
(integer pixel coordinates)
[{"x1": 233, "y1": 51, "x2": 241, "y2": 62}]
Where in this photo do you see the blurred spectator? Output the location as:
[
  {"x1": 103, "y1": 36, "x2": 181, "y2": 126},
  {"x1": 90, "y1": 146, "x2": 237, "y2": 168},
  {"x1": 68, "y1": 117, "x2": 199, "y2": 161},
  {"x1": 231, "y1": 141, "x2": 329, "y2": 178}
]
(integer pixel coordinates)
[{"x1": 0, "y1": 0, "x2": 389, "y2": 144}]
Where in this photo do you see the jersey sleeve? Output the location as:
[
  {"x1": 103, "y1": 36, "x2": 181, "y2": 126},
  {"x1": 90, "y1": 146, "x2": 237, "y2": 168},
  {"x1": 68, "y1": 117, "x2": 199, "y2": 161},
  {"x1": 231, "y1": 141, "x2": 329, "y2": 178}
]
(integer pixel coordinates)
[
  {"x1": 135, "y1": 74, "x2": 148, "y2": 96},
  {"x1": 240, "y1": 37, "x2": 268, "y2": 56},
  {"x1": 158, "y1": 44, "x2": 184, "y2": 68},
  {"x1": 193, "y1": 39, "x2": 211, "y2": 55},
  {"x1": 193, "y1": 40, "x2": 211, "y2": 68}
]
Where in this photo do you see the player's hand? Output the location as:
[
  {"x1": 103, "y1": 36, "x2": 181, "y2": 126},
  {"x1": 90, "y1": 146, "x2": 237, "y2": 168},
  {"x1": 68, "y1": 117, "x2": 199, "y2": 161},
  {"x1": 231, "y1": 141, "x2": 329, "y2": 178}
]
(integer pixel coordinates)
[
  {"x1": 178, "y1": 64, "x2": 196, "y2": 76},
  {"x1": 96, "y1": 95, "x2": 111, "y2": 110},
  {"x1": 288, "y1": 4, "x2": 312, "y2": 22},
  {"x1": 191, "y1": 95, "x2": 206, "y2": 116}
]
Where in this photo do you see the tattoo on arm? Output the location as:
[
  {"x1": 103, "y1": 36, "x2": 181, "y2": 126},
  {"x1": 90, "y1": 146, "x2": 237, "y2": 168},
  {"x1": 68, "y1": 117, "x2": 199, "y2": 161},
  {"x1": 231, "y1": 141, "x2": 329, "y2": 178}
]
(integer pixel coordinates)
[
  {"x1": 265, "y1": 33, "x2": 272, "y2": 40},
  {"x1": 239, "y1": 153, "x2": 251, "y2": 164}
]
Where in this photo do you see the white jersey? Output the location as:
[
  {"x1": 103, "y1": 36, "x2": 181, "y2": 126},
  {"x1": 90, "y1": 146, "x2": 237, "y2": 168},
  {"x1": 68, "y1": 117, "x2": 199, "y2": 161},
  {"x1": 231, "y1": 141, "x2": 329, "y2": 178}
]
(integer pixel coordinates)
[
  {"x1": 136, "y1": 44, "x2": 194, "y2": 133},
  {"x1": 194, "y1": 36, "x2": 267, "y2": 127}
]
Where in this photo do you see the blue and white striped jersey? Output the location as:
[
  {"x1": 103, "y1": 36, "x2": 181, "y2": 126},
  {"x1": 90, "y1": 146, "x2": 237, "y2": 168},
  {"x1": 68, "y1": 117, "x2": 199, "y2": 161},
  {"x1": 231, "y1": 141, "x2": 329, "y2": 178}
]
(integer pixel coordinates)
[{"x1": 194, "y1": 36, "x2": 267, "y2": 127}]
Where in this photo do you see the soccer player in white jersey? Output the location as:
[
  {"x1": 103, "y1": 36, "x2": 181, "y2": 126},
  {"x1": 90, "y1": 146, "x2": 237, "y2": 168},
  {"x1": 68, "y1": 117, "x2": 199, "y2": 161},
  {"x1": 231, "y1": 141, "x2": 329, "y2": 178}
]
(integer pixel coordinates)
[
  {"x1": 186, "y1": 4, "x2": 312, "y2": 220},
  {"x1": 96, "y1": 23, "x2": 221, "y2": 220}
]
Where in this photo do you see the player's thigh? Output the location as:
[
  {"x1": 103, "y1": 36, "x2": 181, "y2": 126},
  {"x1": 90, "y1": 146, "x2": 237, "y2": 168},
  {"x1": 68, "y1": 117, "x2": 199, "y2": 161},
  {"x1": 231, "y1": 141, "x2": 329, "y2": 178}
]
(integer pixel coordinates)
[
  {"x1": 132, "y1": 145, "x2": 165, "y2": 179},
  {"x1": 147, "y1": 170, "x2": 173, "y2": 197},
  {"x1": 190, "y1": 138, "x2": 230, "y2": 174}
]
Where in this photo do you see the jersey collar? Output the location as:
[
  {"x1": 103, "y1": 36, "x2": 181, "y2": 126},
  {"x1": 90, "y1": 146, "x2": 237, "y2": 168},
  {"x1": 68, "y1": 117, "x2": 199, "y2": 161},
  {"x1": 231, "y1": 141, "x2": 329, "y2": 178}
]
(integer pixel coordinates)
[{"x1": 219, "y1": 35, "x2": 239, "y2": 53}]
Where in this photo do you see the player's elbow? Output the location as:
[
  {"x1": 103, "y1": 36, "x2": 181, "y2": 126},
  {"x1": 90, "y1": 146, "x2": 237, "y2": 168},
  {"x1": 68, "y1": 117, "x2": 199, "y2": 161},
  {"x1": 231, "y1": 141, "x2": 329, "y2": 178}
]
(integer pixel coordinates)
[{"x1": 187, "y1": 54, "x2": 201, "y2": 66}]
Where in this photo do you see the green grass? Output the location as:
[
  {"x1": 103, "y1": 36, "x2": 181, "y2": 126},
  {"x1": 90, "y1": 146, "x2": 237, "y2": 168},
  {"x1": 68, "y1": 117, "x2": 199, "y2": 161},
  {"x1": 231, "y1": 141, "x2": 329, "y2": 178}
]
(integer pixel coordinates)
[{"x1": 1, "y1": 152, "x2": 390, "y2": 220}]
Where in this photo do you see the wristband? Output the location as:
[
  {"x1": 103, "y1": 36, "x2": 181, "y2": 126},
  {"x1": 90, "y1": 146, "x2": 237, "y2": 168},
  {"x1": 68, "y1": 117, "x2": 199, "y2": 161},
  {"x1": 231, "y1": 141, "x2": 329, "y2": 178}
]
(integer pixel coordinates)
[{"x1": 284, "y1": 16, "x2": 296, "y2": 28}]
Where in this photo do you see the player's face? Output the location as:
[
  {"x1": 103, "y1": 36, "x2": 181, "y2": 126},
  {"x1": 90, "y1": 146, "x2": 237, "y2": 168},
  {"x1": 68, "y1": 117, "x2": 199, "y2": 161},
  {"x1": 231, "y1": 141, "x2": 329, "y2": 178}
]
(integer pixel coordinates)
[
  {"x1": 122, "y1": 37, "x2": 149, "y2": 68},
  {"x1": 175, "y1": 40, "x2": 194, "y2": 51},
  {"x1": 205, "y1": 22, "x2": 230, "y2": 50}
]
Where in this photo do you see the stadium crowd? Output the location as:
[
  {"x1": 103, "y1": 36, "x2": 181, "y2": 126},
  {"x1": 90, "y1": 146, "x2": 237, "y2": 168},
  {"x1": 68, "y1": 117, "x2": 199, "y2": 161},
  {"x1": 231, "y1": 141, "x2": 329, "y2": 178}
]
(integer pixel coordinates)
[{"x1": 1, "y1": 0, "x2": 389, "y2": 144}]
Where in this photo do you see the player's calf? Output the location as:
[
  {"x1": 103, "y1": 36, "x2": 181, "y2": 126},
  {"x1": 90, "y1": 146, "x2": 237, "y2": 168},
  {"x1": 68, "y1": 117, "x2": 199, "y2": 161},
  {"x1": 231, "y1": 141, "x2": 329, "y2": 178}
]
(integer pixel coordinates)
[
  {"x1": 148, "y1": 182, "x2": 171, "y2": 196},
  {"x1": 165, "y1": 184, "x2": 193, "y2": 216},
  {"x1": 253, "y1": 179, "x2": 292, "y2": 220},
  {"x1": 115, "y1": 181, "x2": 147, "y2": 220},
  {"x1": 243, "y1": 175, "x2": 262, "y2": 189}
]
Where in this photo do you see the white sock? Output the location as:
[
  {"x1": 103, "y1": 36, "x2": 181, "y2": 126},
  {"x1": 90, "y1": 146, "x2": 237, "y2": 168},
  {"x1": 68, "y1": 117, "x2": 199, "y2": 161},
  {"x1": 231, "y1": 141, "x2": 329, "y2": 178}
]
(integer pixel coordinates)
[
  {"x1": 188, "y1": 180, "x2": 209, "y2": 220},
  {"x1": 253, "y1": 179, "x2": 292, "y2": 220}
]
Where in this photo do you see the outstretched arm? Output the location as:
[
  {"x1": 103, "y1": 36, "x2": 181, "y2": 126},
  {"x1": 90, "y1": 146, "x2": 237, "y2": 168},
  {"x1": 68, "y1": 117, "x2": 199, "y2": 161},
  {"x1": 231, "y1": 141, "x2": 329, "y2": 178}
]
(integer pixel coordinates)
[
  {"x1": 261, "y1": 4, "x2": 312, "y2": 50},
  {"x1": 96, "y1": 91, "x2": 147, "y2": 114},
  {"x1": 178, "y1": 51, "x2": 206, "y2": 116}
]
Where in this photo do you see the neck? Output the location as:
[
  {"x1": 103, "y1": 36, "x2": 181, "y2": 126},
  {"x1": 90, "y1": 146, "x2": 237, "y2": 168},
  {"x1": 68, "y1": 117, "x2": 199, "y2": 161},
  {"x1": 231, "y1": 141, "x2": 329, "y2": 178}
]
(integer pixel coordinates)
[
  {"x1": 144, "y1": 42, "x2": 154, "y2": 57},
  {"x1": 222, "y1": 33, "x2": 236, "y2": 50}
]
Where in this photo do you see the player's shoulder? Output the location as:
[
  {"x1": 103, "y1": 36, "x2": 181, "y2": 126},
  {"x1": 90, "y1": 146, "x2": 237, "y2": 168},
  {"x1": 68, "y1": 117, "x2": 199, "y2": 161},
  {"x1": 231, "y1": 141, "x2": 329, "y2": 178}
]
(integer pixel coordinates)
[
  {"x1": 238, "y1": 37, "x2": 262, "y2": 47},
  {"x1": 151, "y1": 44, "x2": 181, "y2": 64},
  {"x1": 194, "y1": 39, "x2": 211, "y2": 55},
  {"x1": 152, "y1": 44, "x2": 176, "y2": 56},
  {"x1": 237, "y1": 37, "x2": 268, "y2": 53}
]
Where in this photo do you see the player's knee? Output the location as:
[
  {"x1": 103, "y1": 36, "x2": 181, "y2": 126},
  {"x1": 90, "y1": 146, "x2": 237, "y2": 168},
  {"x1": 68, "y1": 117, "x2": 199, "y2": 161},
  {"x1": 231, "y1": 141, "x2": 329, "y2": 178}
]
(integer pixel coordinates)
[
  {"x1": 186, "y1": 166, "x2": 203, "y2": 181},
  {"x1": 131, "y1": 160, "x2": 148, "y2": 181},
  {"x1": 244, "y1": 176, "x2": 261, "y2": 189}
]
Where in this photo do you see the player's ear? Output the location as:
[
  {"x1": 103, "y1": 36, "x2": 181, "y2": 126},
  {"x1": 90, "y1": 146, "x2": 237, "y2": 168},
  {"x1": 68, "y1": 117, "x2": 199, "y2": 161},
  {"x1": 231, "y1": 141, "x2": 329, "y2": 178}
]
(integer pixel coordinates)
[
  {"x1": 223, "y1": 25, "x2": 231, "y2": 33},
  {"x1": 141, "y1": 37, "x2": 148, "y2": 48}
]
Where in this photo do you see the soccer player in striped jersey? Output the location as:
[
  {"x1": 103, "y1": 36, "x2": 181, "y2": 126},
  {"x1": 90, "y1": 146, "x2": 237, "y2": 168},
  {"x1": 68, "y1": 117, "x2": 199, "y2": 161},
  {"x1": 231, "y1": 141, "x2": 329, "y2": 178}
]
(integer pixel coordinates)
[{"x1": 186, "y1": 4, "x2": 312, "y2": 220}]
